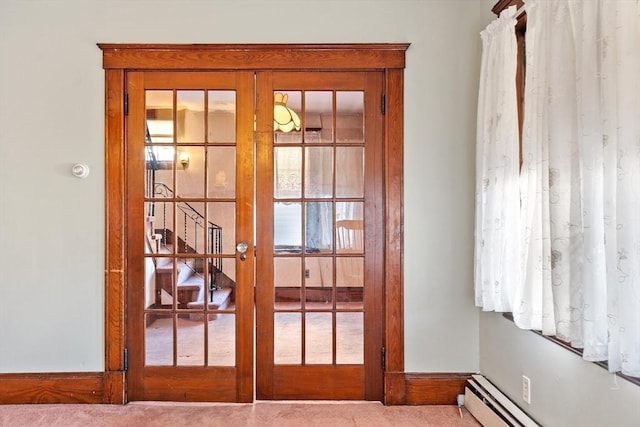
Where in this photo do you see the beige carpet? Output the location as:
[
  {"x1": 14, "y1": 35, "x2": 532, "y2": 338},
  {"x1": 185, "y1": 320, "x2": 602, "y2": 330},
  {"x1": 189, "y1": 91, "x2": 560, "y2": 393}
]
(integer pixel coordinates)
[{"x1": 0, "y1": 401, "x2": 481, "y2": 427}]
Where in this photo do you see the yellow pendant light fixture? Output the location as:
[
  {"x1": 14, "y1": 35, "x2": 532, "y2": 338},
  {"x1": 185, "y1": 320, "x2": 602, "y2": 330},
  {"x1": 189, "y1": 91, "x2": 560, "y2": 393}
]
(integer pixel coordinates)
[{"x1": 273, "y1": 92, "x2": 301, "y2": 132}]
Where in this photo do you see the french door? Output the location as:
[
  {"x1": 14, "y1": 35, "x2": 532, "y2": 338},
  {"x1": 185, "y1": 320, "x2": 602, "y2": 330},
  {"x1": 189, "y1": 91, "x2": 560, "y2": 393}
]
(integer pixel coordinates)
[
  {"x1": 111, "y1": 47, "x2": 402, "y2": 403},
  {"x1": 255, "y1": 71, "x2": 384, "y2": 400},
  {"x1": 126, "y1": 71, "x2": 255, "y2": 401},
  {"x1": 126, "y1": 70, "x2": 383, "y2": 401}
]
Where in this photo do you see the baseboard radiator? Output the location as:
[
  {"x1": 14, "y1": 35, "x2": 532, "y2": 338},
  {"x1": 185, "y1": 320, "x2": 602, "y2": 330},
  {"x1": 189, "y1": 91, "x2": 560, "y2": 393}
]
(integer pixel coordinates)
[{"x1": 464, "y1": 374, "x2": 539, "y2": 427}]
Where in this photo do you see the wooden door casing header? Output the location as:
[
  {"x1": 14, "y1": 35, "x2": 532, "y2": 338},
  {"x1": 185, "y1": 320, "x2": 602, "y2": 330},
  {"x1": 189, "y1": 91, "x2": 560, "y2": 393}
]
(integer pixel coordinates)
[
  {"x1": 98, "y1": 43, "x2": 408, "y2": 70},
  {"x1": 100, "y1": 43, "x2": 407, "y2": 404}
]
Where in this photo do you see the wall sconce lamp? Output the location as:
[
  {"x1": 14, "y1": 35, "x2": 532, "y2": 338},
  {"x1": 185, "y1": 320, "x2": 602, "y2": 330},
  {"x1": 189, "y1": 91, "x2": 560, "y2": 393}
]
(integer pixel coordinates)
[
  {"x1": 274, "y1": 92, "x2": 301, "y2": 132},
  {"x1": 179, "y1": 151, "x2": 190, "y2": 169}
]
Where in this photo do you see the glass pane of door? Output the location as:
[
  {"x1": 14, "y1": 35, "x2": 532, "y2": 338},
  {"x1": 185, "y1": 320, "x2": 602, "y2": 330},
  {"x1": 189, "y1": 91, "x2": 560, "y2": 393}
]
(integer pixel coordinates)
[
  {"x1": 143, "y1": 88, "x2": 239, "y2": 369},
  {"x1": 270, "y1": 88, "x2": 365, "y2": 365}
]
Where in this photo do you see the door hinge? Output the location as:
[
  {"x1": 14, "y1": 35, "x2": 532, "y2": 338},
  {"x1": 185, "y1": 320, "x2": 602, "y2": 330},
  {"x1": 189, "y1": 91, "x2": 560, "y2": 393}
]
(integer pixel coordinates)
[
  {"x1": 124, "y1": 93, "x2": 129, "y2": 116},
  {"x1": 123, "y1": 347, "x2": 129, "y2": 372},
  {"x1": 381, "y1": 94, "x2": 386, "y2": 115},
  {"x1": 381, "y1": 346, "x2": 386, "y2": 370}
]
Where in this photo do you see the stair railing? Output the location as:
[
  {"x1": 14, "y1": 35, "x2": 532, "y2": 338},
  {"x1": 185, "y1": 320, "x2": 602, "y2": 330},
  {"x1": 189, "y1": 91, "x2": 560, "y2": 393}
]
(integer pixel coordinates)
[
  {"x1": 153, "y1": 182, "x2": 224, "y2": 300},
  {"x1": 146, "y1": 122, "x2": 225, "y2": 302}
]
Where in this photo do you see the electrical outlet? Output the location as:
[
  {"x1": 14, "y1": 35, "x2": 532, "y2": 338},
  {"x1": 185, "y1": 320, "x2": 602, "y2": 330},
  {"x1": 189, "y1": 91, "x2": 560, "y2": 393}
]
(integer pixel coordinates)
[{"x1": 522, "y1": 375, "x2": 531, "y2": 404}]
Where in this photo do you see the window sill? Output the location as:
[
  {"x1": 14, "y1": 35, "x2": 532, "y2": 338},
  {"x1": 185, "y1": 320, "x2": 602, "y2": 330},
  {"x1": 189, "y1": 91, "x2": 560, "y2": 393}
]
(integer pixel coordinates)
[{"x1": 501, "y1": 313, "x2": 640, "y2": 387}]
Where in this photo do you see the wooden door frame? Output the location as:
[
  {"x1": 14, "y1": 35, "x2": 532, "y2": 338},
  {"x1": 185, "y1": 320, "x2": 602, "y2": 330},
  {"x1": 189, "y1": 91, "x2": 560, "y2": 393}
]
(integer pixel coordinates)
[{"x1": 99, "y1": 43, "x2": 408, "y2": 404}]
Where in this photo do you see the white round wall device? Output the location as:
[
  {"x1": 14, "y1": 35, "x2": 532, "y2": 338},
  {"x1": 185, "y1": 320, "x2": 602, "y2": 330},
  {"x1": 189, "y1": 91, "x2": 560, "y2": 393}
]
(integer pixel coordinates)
[{"x1": 72, "y1": 163, "x2": 90, "y2": 178}]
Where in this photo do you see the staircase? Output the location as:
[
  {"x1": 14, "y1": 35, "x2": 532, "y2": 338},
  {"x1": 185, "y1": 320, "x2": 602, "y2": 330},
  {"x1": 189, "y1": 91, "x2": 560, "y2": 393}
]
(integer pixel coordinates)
[
  {"x1": 146, "y1": 182, "x2": 235, "y2": 314},
  {"x1": 154, "y1": 256, "x2": 200, "y2": 307},
  {"x1": 145, "y1": 137, "x2": 235, "y2": 314}
]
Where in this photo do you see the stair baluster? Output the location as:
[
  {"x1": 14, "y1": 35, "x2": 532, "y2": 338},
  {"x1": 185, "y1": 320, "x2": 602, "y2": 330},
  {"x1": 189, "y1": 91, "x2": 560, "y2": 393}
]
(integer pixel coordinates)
[{"x1": 149, "y1": 181, "x2": 229, "y2": 309}]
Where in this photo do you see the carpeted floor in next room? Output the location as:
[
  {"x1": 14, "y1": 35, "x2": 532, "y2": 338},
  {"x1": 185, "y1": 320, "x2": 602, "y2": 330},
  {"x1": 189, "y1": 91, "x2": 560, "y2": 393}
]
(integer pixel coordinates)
[{"x1": 0, "y1": 401, "x2": 481, "y2": 427}]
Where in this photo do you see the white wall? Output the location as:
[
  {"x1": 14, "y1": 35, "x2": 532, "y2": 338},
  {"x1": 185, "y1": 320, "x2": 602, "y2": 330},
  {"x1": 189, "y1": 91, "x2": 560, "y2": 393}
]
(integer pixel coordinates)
[
  {"x1": 480, "y1": 312, "x2": 640, "y2": 426},
  {"x1": 0, "y1": 0, "x2": 483, "y2": 374},
  {"x1": 402, "y1": 1, "x2": 485, "y2": 372}
]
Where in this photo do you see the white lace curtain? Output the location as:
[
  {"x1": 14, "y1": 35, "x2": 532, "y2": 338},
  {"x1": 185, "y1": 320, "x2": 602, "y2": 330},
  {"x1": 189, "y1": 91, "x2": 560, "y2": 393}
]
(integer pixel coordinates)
[
  {"x1": 475, "y1": 0, "x2": 640, "y2": 378},
  {"x1": 474, "y1": 6, "x2": 521, "y2": 313}
]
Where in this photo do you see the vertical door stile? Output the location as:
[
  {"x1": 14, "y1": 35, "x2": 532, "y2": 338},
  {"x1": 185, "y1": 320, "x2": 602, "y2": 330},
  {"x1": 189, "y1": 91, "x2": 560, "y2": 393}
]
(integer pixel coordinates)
[
  {"x1": 235, "y1": 71, "x2": 256, "y2": 402},
  {"x1": 363, "y1": 71, "x2": 385, "y2": 400},
  {"x1": 125, "y1": 71, "x2": 146, "y2": 401},
  {"x1": 255, "y1": 71, "x2": 275, "y2": 399}
]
